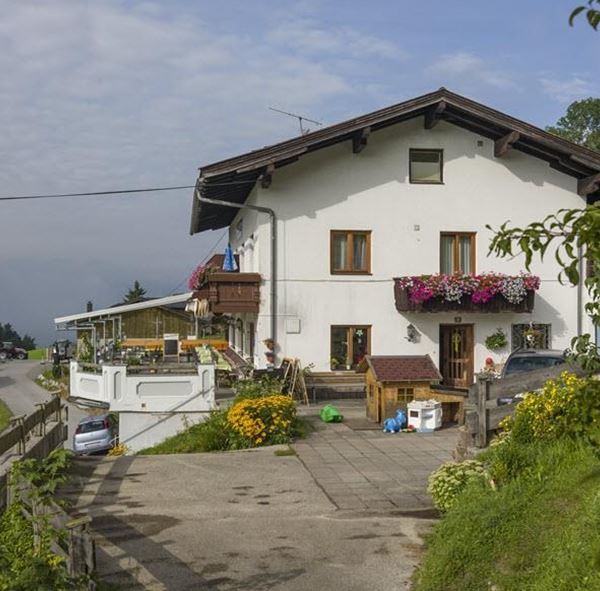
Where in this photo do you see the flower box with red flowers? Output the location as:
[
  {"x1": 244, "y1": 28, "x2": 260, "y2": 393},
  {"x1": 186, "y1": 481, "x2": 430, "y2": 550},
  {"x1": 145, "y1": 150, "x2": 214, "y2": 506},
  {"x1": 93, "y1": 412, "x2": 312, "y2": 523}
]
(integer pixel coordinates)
[{"x1": 393, "y1": 272, "x2": 539, "y2": 313}]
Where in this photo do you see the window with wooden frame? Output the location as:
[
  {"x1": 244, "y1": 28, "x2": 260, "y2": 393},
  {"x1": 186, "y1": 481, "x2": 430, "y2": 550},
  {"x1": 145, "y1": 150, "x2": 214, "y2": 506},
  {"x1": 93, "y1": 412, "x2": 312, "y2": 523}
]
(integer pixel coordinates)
[
  {"x1": 330, "y1": 325, "x2": 371, "y2": 370},
  {"x1": 409, "y1": 149, "x2": 443, "y2": 184},
  {"x1": 397, "y1": 387, "x2": 414, "y2": 405},
  {"x1": 440, "y1": 232, "x2": 476, "y2": 274},
  {"x1": 330, "y1": 230, "x2": 371, "y2": 274}
]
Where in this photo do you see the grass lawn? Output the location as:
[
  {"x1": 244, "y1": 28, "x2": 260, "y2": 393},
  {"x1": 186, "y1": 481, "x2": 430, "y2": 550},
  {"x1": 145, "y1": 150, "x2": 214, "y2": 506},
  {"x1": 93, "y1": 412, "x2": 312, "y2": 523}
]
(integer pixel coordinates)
[
  {"x1": 413, "y1": 439, "x2": 600, "y2": 591},
  {"x1": 0, "y1": 400, "x2": 12, "y2": 432},
  {"x1": 26, "y1": 348, "x2": 47, "y2": 360}
]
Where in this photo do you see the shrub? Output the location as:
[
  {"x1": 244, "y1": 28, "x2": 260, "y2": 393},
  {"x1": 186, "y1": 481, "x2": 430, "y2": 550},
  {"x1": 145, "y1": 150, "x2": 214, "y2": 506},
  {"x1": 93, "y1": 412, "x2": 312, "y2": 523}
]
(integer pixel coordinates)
[
  {"x1": 503, "y1": 371, "x2": 600, "y2": 447},
  {"x1": 227, "y1": 394, "x2": 296, "y2": 448},
  {"x1": 232, "y1": 376, "x2": 283, "y2": 400},
  {"x1": 427, "y1": 459, "x2": 487, "y2": 512},
  {"x1": 138, "y1": 408, "x2": 232, "y2": 455}
]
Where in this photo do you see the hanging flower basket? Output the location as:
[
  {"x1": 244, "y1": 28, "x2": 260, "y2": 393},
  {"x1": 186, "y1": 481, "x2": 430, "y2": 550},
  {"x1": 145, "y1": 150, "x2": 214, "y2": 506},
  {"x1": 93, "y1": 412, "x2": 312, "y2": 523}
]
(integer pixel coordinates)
[
  {"x1": 188, "y1": 264, "x2": 216, "y2": 291},
  {"x1": 485, "y1": 328, "x2": 508, "y2": 351}
]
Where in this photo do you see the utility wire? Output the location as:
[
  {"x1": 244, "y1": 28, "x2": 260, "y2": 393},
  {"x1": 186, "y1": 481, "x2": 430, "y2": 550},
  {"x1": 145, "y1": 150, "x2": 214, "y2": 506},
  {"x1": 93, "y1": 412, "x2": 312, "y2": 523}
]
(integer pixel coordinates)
[
  {"x1": 167, "y1": 229, "x2": 228, "y2": 295},
  {"x1": 0, "y1": 179, "x2": 261, "y2": 201},
  {"x1": 0, "y1": 184, "x2": 196, "y2": 201}
]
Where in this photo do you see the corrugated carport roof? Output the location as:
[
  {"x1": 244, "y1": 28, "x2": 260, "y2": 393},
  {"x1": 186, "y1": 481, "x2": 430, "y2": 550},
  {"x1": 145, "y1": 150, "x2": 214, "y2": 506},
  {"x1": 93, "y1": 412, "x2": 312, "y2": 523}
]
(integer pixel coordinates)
[{"x1": 190, "y1": 87, "x2": 600, "y2": 235}]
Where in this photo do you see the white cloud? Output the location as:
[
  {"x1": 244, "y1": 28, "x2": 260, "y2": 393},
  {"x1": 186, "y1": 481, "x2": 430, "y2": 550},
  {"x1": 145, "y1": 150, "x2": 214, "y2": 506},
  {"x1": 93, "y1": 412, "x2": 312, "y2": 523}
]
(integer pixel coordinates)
[
  {"x1": 426, "y1": 51, "x2": 513, "y2": 90},
  {"x1": 0, "y1": 0, "x2": 399, "y2": 344},
  {"x1": 539, "y1": 76, "x2": 593, "y2": 103},
  {"x1": 267, "y1": 19, "x2": 407, "y2": 61}
]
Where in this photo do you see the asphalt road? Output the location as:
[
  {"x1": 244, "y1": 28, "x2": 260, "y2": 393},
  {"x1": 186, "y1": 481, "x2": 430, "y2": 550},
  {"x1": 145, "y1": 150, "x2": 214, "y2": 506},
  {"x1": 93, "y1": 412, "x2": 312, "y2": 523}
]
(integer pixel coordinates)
[
  {"x1": 0, "y1": 359, "x2": 88, "y2": 449},
  {"x1": 0, "y1": 360, "x2": 49, "y2": 416}
]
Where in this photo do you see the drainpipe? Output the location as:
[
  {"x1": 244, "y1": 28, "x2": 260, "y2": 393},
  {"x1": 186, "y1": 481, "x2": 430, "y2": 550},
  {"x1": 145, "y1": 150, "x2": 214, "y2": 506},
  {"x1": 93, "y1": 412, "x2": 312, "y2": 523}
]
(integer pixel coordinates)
[{"x1": 194, "y1": 186, "x2": 278, "y2": 356}]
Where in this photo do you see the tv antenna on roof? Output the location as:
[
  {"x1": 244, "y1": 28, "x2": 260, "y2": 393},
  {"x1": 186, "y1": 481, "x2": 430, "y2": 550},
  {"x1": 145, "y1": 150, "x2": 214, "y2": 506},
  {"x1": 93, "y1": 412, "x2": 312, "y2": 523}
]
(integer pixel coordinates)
[{"x1": 268, "y1": 107, "x2": 323, "y2": 136}]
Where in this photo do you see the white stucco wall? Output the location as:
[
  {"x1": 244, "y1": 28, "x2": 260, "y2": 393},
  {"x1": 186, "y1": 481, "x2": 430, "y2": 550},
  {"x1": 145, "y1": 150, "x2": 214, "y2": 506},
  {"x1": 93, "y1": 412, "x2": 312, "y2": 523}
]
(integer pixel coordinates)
[{"x1": 227, "y1": 116, "x2": 586, "y2": 373}]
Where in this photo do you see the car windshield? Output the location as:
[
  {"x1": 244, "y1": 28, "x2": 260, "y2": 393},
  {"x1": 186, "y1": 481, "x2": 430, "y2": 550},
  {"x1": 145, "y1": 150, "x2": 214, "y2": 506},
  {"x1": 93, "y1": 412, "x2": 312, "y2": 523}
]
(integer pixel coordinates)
[
  {"x1": 504, "y1": 356, "x2": 564, "y2": 375},
  {"x1": 78, "y1": 420, "x2": 107, "y2": 434}
]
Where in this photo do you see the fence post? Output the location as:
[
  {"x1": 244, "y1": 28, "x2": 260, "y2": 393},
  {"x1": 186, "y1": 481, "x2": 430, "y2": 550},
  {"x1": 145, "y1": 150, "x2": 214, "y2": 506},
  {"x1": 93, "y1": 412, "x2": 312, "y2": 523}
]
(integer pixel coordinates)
[
  {"x1": 34, "y1": 403, "x2": 46, "y2": 437},
  {"x1": 476, "y1": 374, "x2": 490, "y2": 448},
  {"x1": 9, "y1": 416, "x2": 26, "y2": 455}
]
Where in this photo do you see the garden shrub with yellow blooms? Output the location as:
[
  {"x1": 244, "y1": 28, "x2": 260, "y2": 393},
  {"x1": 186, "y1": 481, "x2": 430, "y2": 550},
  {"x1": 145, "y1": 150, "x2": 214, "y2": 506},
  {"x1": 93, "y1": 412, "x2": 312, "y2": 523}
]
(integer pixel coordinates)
[
  {"x1": 227, "y1": 394, "x2": 296, "y2": 448},
  {"x1": 501, "y1": 371, "x2": 600, "y2": 447}
]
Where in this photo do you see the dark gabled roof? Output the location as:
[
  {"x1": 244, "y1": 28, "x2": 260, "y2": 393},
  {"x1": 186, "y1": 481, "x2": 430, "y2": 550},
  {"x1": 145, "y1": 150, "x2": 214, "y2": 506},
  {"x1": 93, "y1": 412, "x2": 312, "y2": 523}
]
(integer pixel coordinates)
[
  {"x1": 357, "y1": 355, "x2": 442, "y2": 382},
  {"x1": 190, "y1": 88, "x2": 600, "y2": 234}
]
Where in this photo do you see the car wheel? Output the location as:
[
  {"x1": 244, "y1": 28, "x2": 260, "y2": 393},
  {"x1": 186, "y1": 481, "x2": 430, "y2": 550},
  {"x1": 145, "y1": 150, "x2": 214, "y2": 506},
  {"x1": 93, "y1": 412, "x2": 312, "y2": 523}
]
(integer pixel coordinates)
[
  {"x1": 0, "y1": 351, "x2": 7, "y2": 360},
  {"x1": 17, "y1": 352, "x2": 26, "y2": 360}
]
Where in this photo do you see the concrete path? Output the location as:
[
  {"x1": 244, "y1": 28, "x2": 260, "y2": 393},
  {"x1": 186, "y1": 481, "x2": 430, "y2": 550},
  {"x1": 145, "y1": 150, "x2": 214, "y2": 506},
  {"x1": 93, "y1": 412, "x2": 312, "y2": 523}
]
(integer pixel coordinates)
[
  {"x1": 294, "y1": 401, "x2": 456, "y2": 512},
  {"x1": 0, "y1": 360, "x2": 49, "y2": 416},
  {"x1": 61, "y1": 448, "x2": 436, "y2": 591},
  {"x1": 0, "y1": 359, "x2": 87, "y2": 449}
]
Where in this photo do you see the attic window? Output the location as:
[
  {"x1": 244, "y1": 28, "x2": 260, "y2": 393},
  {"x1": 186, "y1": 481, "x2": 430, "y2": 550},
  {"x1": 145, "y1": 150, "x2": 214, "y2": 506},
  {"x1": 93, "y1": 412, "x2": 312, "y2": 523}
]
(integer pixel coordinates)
[{"x1": 409, "y1": 149, "x2": 443, "y2": 184}]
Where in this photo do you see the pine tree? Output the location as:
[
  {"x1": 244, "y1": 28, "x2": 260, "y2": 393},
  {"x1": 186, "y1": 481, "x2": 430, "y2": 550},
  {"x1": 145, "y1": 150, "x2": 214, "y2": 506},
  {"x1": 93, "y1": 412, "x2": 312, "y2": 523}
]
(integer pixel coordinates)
[{"x1": 123, "y1": 281, "x2": 147, "y2": 303}]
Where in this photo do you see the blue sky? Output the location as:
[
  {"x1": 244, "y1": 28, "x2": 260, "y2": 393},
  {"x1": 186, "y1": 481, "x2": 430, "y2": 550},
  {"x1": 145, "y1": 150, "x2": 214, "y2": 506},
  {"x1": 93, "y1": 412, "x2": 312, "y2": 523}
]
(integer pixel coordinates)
[{"x1": 0, "y1": 0, "x2": 598, "y2": 345}]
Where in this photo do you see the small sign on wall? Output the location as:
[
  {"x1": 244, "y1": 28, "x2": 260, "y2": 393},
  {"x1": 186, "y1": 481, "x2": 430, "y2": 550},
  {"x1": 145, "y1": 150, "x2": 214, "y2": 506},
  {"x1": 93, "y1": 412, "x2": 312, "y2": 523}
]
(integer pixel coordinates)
[{"x1": 286, "y1": 318, "x2": 301, "y2": 334}]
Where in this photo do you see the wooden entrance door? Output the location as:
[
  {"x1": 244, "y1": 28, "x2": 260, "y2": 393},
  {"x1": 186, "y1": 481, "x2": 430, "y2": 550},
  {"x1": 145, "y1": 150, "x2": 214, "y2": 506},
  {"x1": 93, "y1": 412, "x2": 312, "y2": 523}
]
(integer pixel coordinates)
[{"x1": 440, "y1": 325, "x2": 474, "y2": 388}]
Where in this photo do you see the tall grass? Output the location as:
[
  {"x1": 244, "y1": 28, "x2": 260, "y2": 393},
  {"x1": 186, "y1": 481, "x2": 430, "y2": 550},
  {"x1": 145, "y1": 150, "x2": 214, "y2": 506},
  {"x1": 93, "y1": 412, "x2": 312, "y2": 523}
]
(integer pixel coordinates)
[
  {"x1": 0, "y1": 400, "x2": 12, "y2": 432},
  {"x1": 414, "y1": 439, "x2": 600, "y2": 591}
]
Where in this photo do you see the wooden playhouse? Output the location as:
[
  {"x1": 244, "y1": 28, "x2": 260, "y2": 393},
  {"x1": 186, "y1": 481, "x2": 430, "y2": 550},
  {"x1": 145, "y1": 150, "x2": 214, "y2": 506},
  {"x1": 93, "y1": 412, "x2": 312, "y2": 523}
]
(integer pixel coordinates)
[{"x1": 358, "y1": 355, "x2": 444, "y2": 424}]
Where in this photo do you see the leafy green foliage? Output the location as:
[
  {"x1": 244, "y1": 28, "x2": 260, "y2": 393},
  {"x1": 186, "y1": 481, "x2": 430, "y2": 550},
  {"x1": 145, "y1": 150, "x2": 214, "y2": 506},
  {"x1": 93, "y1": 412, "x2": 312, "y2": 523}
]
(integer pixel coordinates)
[
  {"x1": 12, "y1": 449, "x2": 72, "y2": 501},
  {"x1": 0, "y1": 450, "x2": 91, "y2": 590},
  {"x1": 415, "y1": 439, "x2": 600, "y2": 591},
  {"x1": 232, "y1": 375, "x2": 283, "y2": 399},
  {"x1": 484, "y1": 328, "x2": 507, "y2": 350},
  {"x1": 546, "y1": 97, "x2": 600, "y2": 152},
  {"x1": 498, "y1": 372, "x2": 600, "y2": 451},
  {"x1": 138, "y1": 408, "x2": 232, "y2": 455},
  {"x1": 488, "y1": 204, "x2": 600, "y2": 372},
  {"x1": 570, "y1": 0, "x2": 600, "y2": 30},
  {"x1": 139, "y1": 377, "x2": 305, "y2": 455}
]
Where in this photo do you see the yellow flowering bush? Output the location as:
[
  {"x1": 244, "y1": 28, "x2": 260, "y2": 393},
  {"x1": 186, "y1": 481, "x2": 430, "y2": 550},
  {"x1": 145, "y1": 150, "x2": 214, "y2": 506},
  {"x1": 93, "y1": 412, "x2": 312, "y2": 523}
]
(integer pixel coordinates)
[
  {"x1": 227, "y1": 394, "x2": 296, "y2": 448},
  {"x1": 502, "y1": 371, "x2": 600, "y2": 446}
]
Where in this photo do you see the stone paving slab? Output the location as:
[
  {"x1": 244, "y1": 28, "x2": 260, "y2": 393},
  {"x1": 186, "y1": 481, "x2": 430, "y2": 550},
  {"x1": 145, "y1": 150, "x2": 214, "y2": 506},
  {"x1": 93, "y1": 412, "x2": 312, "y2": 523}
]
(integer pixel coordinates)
[{"x1": 294, "y1": 400, "x2": 457, "y2": 513}]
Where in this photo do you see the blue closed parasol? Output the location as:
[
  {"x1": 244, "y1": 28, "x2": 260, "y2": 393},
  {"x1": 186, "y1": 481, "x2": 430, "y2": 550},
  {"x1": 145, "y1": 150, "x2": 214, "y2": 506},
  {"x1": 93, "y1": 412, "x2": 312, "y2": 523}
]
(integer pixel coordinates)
[{"x1": 223, "y1": 244, "x2": 238, "y2": 272}]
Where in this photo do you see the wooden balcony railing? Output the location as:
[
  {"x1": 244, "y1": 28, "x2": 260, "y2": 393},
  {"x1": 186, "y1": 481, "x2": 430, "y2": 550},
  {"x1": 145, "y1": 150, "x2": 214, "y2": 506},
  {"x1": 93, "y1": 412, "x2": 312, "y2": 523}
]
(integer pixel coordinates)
[{"x1": 194, "y1": 272, "x2": 261, "y2": 314}]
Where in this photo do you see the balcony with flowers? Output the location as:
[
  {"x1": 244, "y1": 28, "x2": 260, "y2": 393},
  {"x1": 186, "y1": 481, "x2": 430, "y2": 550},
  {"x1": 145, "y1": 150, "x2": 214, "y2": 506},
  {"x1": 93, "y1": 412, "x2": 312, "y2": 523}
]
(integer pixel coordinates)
[
  {"x1": 393, "y1": 272, "x2": 539, "y2": 313},
  {"x1": 189, "y1": 255, "x2": 261, "y2": 316}
]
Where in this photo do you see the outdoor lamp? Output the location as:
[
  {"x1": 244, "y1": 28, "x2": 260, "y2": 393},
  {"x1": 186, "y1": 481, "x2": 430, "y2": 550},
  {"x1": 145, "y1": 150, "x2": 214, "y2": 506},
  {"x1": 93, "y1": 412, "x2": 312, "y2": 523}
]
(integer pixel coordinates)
[{"x1": 406, "y1": 324, "x2": 419, "y2": 343}]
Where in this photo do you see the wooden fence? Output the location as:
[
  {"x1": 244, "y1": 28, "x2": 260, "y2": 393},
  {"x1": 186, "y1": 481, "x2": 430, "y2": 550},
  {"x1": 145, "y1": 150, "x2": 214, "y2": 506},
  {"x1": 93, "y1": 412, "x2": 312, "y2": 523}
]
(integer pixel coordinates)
[
  {"x1": 465, "y1": 363, "x2": 585, "y2": 447},
  {"x1": 0, "y1": 396, "x2": 67, "y2": 511},
  {"x1": 10, "y1": 477, "x2": 96, "y2": 588},
  {"x1": 0, "y1": 396, "x2": 95, "y2": 586}
]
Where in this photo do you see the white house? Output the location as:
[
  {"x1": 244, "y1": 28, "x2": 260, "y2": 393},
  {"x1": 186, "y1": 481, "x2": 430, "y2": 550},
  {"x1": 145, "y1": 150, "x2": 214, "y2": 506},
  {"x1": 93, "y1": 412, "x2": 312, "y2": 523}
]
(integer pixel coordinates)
[{"x1": 189, "y1": 88, "x2": 600, "y2": 389}]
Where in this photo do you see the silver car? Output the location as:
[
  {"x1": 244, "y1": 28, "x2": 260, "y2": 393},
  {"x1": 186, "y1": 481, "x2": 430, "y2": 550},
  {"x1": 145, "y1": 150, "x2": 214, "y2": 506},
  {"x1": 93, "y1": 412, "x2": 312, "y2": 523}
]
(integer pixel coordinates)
[{"x1": 73, "y1": 414, "x2": 117, "y2": 455}]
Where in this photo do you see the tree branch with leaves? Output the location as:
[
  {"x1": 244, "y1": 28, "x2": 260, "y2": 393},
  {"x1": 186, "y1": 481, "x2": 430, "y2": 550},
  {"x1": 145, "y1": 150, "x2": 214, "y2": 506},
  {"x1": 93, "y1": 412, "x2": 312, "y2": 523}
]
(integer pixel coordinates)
[
  {"x1": 487, "y1": 204, "x2": 600, "y2": 371},
  {"x1": 570, "y1": 0, "x2": 600, "y2": 29}
]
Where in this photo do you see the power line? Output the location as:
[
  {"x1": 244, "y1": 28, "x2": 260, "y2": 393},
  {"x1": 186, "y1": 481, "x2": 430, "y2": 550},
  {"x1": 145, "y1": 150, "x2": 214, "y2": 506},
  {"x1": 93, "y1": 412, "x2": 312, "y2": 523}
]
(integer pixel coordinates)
[
  {"x1": 0, "y1": 185, "x2": 195, "y2": 201},
  {"x1": 0, "y1": 179, "x2": 262, "y2": 202},
  {"x1": 167, "y1": 229, "x2": 228, "y2": 295}
]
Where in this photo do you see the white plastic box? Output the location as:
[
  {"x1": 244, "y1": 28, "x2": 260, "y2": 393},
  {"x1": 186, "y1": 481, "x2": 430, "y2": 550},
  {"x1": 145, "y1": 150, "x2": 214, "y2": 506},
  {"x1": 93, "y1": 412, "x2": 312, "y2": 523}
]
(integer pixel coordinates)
[{"x1": 407, "y1": 400, "x2": 442, "y2": 432}]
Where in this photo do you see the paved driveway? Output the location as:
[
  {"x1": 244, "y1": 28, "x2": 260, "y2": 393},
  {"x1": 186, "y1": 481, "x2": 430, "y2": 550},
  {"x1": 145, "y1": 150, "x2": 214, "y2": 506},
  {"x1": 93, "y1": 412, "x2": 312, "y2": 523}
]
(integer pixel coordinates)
[
  {"x1": 59, "y1": 400, "x2": 458, "y2": 590},
  {"x1": 61, "y1": 448, "x2": 439, "y2": 591},
  {"x1": 294, "y1": 401, "x2": 456, "y2": 512}
]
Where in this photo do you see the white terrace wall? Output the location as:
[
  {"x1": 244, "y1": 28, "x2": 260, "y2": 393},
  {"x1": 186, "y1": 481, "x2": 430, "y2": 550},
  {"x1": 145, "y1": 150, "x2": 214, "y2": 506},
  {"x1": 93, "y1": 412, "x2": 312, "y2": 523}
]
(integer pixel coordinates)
[
  {"x1": 227, "y1": 116, "x2": 587, "y2": 372},
  {"x1": 70, "y1": 362, "x2": 216, "y2": 452}
]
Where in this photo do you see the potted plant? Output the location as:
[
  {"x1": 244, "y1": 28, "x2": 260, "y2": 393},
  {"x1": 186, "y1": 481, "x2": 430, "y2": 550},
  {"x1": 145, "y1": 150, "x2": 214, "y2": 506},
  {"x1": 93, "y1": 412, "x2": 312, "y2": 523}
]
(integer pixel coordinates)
[{"x1": 485, "y1": 328, "x2": 507, "y2": 351}]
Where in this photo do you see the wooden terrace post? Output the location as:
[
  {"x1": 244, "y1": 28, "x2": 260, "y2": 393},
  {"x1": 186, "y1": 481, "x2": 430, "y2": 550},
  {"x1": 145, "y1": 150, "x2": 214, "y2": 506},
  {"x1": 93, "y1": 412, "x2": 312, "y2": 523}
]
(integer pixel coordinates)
[{"x1": 476, "y1": 374, "x2": 491, "y2": 448}]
